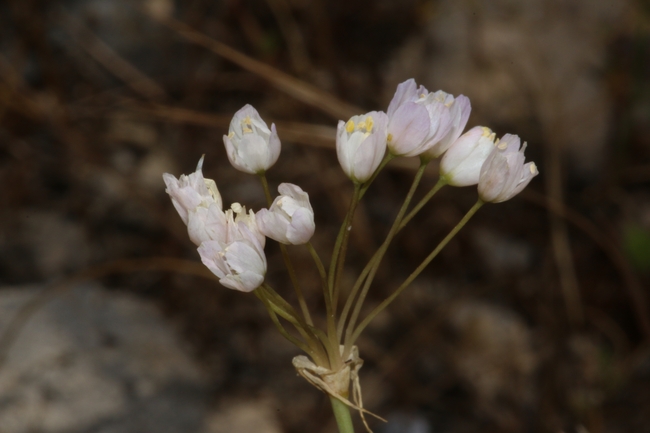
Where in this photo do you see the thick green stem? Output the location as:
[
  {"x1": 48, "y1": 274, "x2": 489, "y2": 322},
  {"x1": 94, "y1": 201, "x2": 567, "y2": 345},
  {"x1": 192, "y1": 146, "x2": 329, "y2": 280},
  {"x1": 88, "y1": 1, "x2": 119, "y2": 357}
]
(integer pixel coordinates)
[
  {"x1": 330, "y1": 396, "x2": 355, "y2": 433},
  {"x1": 349, "y1": 200, "x2": 484, "y2": 345}
]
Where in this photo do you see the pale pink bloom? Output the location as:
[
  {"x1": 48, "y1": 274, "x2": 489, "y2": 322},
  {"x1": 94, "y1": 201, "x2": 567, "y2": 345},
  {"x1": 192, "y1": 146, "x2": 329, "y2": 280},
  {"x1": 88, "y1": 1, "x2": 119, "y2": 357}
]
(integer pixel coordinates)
[
  {"x1": 163, "y1": 156, "x2": 224, "y2": 245},
  {"x1": 420, "y1": 93, "x2": 471, "y2": 160},
  {"x1": 223, "y1": 104, "x2": 281, "y2": 174},
  {"x1": 478, "y1": 134, "x2": 539, "y2": 203},
  {"x1": 180, "y1": 196, "x2": 264, "y2": 248},
  {"x1": 257, "y1": 183, "x2": 315, "y2": 245},
  {"x1": 198, "y1": 231, "x2": 267, "y2": 292},
  {"x1": 223, "y1": 203, "x2": 266, "y2": 248},
  {"x1": 440, "y1": 126, "x2": 497, "y2": 187},
  {"x1": 337, "y1": 111, "x2": 388, "y2": 183},
  {"x1": 387, "y1": 79, "x2": 471, "y2": 158}
]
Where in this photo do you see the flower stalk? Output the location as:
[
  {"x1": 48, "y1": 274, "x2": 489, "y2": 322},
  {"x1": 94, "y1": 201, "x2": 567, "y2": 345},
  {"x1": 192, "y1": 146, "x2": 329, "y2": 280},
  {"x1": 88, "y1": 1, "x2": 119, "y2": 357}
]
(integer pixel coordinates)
[
  {"x1": 343, "y1": 160, "x2": 428, "y2": 355},
  {"x1": 330, "y1": 184, "x2": 362, "y2": 319},
  {"x1": 349, "y1": 200, "x2": 485, "y2": 345}
]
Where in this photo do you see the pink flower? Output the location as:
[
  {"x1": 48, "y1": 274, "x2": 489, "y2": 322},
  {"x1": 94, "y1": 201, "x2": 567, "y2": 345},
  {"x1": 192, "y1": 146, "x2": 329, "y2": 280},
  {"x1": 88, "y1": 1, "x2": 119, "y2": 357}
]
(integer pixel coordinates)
[
  {"x1": 478, "y1": 134, "x2": 539, "y2": 203},
  {"x1": 440, "y1": 126, "x2": 497, "y2": 187},
  {"x1": 198, "y1": 230, "x2": 267, "y2": 292},
  {"x1": 387, "y1": 79, "x2": 471, "y2": 158},
  {"x1": 223, "y1": 105, "x2": 281, "y2": 174},
  {"x1": 164, "y1": 158, "x2": 268, "y2": 292},
  {"x1": 163, "y1": 156, "x2": 224, "y2": 245},
  {"x1": 257, "y1": 183, "x2": 315, "y2": 245},
  {"x1": 336, "y1": 111, "x2": 388, "y2": 183}
]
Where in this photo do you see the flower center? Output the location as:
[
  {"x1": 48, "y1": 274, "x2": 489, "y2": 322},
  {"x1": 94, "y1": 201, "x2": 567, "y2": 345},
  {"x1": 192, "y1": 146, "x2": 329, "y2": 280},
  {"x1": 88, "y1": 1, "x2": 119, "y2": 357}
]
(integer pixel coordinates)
[
  {"x1": 241, "y1": 115, "x2": 254, "y2": 134},
  {"x1": 345, "y1": 116, "x2": 374, "y2": 137}
]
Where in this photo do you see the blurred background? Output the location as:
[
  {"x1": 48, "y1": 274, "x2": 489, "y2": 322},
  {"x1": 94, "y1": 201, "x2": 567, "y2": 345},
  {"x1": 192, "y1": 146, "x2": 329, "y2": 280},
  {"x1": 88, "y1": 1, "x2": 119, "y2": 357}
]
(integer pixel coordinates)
[{"x1": 1, "y1": 0, "x2": 650, "y2": 432}]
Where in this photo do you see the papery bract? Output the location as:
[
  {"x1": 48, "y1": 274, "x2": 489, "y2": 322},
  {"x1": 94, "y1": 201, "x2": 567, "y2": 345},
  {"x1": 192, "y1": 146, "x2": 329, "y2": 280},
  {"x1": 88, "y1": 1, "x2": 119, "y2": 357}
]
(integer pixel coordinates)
[
  {"x1": 223, "y1": 104, "x2": 281, "y2": 174},
  {"x1": 478, "y1": 134, "x2": 539, "y2": 203},
  {"x1": 257, "y1": 183, "x2": 315, "y2": 245},
  {"x1": 387, "y1": 79, "x2": 470, "y2": 158},
  {"x1": 336, "y1": 111, "x2": 388, "y2": 183},
  {"x1": 440, "y1": 126, "x2": 497, "y2": 187}
]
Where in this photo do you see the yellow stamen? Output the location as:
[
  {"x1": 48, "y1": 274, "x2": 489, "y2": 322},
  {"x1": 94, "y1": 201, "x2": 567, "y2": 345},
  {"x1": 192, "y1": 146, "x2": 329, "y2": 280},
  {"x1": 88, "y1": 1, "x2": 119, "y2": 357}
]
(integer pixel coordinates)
[
  {"x1": 241, "y1": 115, "x2": 253, "y2": 134},
  {"x1": 365, "y1": 116, "x2": 374, "y2": 132},
  {"x1": 530, "y1": 163, "x2": 538, "y2": 174},
  {"x1": 346, "y1": 120, "x2": 355, "y2": 133},
  {"x1": 433, "y1": 93, "x2": 446, "y2": 103},
  {"x1": 387, "y1": 133, "x2": 393, "y2": 143},
  {"x1": 228, "y1": 131, "x2": 235, "y2": 139}
]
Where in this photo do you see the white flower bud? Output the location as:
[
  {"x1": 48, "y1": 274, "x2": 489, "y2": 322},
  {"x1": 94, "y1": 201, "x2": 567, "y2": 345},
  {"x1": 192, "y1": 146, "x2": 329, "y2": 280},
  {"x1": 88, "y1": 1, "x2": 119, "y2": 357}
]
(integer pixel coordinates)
[
  {"x1": 440, "y1": 126, "x2": 497, "y2": 186},
  {"x1": 223, "y1": 104, "x2": 281, "y2": 174},
  {"x1": 336, "y1": 111, "x2": 388, "y2": 183},
  {"x1": 478, "y1": 134, "x2": 539, "y2": 203},
  {"x1": 257, "y1": 183, "x2": 315, "y2": 245}
]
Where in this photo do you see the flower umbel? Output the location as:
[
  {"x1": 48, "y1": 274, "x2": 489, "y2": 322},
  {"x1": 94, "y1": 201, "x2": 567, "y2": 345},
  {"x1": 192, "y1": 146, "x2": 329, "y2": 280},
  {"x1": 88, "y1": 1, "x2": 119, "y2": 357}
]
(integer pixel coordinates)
[
  {"x1": 163, "y1": 88, "x2": 540, "y2": 433},
  {"x1": 478, "y1": 134, "x2": 539, "y2": 203},
  {"x1": 336, "y1": 111, "x2": 388, "y2": 183},
  {"x1": 223, "y1": 104, "x2": 281, "y2": 174},
  {"x1": 257, "y1": 183, "x2": 315, "y2": 245}
]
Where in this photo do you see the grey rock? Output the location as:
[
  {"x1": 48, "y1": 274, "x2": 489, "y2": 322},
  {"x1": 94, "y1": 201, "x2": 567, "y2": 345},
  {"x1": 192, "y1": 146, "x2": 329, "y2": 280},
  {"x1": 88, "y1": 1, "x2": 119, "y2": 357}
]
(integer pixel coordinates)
[{"x1": 0, "y1": 285, "x2": 210, "y2": 433}]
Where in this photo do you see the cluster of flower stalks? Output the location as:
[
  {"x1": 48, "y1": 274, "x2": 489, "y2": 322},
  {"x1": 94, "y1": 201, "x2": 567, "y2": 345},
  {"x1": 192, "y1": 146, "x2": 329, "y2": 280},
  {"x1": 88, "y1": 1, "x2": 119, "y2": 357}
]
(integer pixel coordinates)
[{"x1": 163, "y1": 79, "x2": 538, "y2": 433}]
